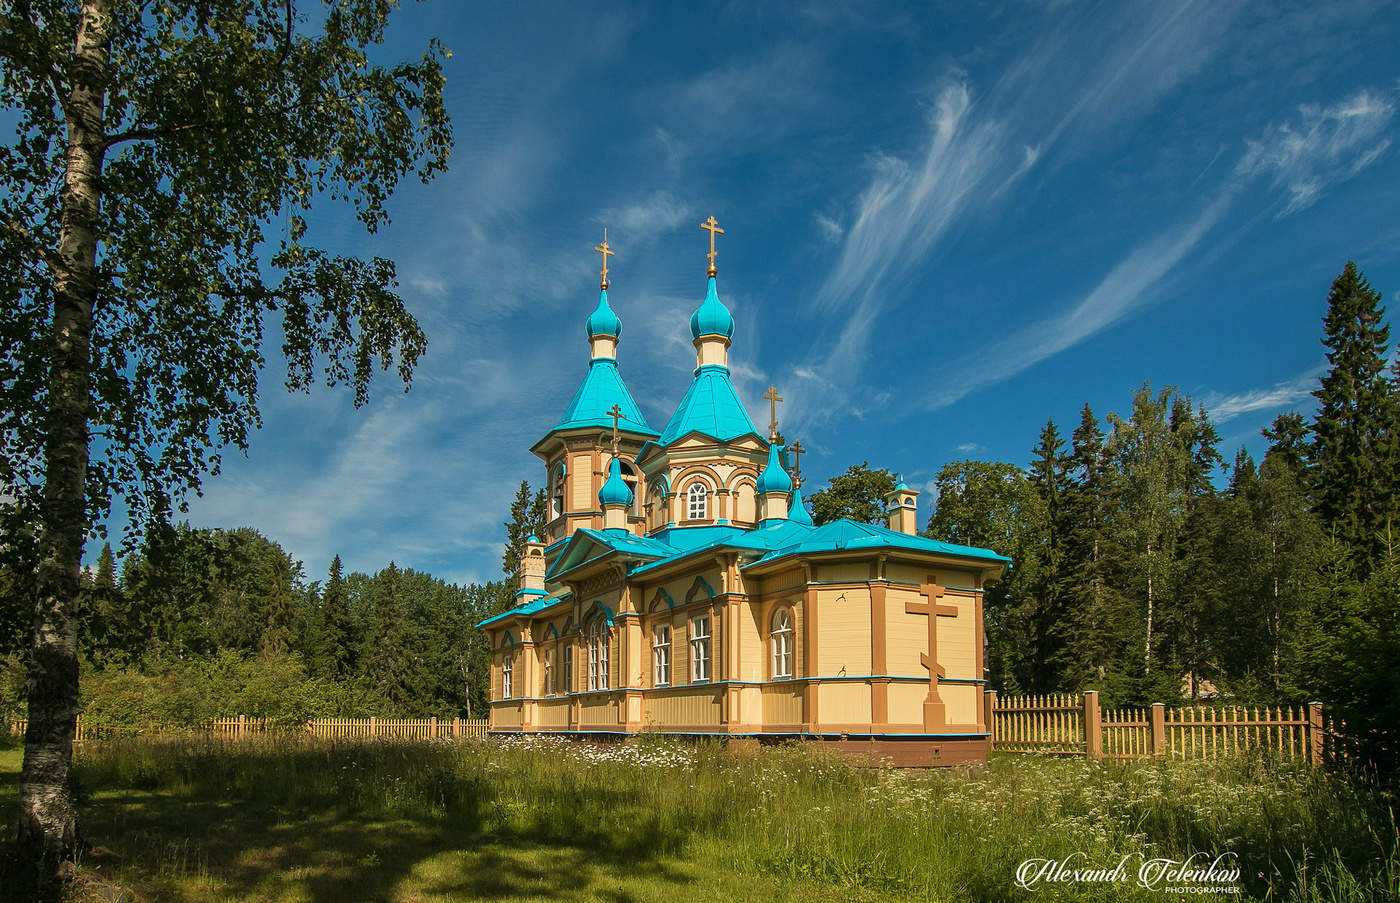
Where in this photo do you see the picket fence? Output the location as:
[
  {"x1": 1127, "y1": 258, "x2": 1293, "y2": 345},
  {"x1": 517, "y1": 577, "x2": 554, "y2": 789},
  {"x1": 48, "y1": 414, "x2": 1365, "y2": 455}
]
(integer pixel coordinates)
[
  {"x1": 987, "y1": 691, "x2": 1331, "y2": 764},
  {"x1": 5, "y1": 715, "x2": 488, "y2": 744}
]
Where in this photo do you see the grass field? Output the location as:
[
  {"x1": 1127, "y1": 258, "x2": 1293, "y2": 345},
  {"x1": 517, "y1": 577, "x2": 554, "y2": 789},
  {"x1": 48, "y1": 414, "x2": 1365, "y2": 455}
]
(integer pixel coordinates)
[{"x1": 0, "y1": 736, "x2": 1395, "y2": 902}]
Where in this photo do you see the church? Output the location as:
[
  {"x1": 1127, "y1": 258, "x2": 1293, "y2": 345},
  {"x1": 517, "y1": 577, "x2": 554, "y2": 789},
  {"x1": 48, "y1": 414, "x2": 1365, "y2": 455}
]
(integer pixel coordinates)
[{"x1": 478, "y1": 218, "x2": 1009, "y2": 765}]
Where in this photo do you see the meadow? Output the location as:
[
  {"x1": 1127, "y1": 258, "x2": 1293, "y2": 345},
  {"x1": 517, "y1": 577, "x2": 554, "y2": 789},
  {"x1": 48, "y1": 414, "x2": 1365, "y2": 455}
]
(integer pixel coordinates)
[{"x1": 0, "y1": 736, "x2": 1395, "y2": 902}]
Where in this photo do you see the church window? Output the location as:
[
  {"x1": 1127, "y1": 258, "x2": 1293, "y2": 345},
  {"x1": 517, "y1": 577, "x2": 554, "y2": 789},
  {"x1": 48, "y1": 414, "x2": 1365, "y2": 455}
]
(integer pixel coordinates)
[
  {"x1": 652, "y1": 625, "x2": 671, "y2": 687},
  {"x1": 648, "y1": 483, "x2": 667, "y2": 530},
  {"x1": 550, "y1": 462, "x2": 565, "y2": 520},
  {"x1": 502, "y1": 653, "x2": 513, "y2": 699},
  {"x1": 544, "y1": 648, "x2": 555, "y2": 696},
  {"x1": 588, "y1": 619, "x2": 610, "y2": 691},
  {"x1": 690, "y1": 614, "x2": 711, "y2": 683},
  {"x1": 687, "y1": 482, "x2": 708, "y2": 520},
  {"x1": 770, "y1": 608, "x2": 794, "y2": 680},
  {"x1": 563, "y1": 643, "x2": 574, "y2": 693}
]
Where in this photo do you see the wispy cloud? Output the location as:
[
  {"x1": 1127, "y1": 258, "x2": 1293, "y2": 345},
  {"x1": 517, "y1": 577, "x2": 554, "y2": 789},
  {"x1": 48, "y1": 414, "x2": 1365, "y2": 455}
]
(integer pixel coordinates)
[
  {"x1": 1236, "y1": 88, "x2": 1395, "y2": 215},
  {"x1": 1203, "y1": 367, "x2": 1323, "y2": 423},
  {"x1": 925, "y1": 193, "x2": 1233, "y2": 411},
  {"x1": 596, "y1": 192, "x2": 693, "y2": 243},
  {"x1": 955, "y1": 442, "x2": 982, "y2": 453},
  {"x1": 814, "y1": 212, "x2": 843, "y2": 244}
]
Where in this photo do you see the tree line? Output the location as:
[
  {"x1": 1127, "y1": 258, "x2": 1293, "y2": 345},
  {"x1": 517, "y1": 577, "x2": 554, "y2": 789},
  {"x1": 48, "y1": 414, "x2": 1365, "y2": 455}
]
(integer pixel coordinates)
[{"x1": 809, "y1": 261, "x2": 1399, "y2": 771}]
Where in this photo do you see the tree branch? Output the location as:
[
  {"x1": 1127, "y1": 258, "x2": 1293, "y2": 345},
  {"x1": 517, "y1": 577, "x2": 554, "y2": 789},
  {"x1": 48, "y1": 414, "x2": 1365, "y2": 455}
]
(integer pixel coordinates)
[{"x1": 2, "y1": 220, "x2": 61, "y2": 273}]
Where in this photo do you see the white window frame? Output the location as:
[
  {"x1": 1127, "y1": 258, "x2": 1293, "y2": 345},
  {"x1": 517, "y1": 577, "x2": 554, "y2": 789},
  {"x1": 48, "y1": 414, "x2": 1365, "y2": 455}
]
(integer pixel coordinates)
[
  {"x1": 687, "y1": 482, "x2": 708, "y2": 520},
  {"x1": 588, "y1": 619, "x2": 610, "y2": 691},
  {"x1": 690, "y1": 614, "x2": 711, "y2": 683},
  {"x1": 502, "y1": 653, "x2": 513, "y2": 699},
  {"x1": 771, "y1": 608, "x2": 793, "y2": 680},
  {"x1": 563, "y1": 642, "x2": 574, "y2": 694},
  {"x1": 652, "y1": 625, "x2": 671, "y2": 688}
]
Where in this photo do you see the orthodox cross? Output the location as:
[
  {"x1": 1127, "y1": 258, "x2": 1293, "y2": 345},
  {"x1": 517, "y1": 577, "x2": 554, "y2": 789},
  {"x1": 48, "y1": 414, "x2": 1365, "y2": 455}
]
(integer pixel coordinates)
[
  {"x1": 905, "y1": 577, "x2": 958, "y2": 730},
  {"x1": 700, "y1": 215, "x2": 724, "y2": 277},
  {"x1": 594, "y1": 230, "x2": 615, "y2": 289},
  {"x1": 762, "y1": 385, "x2": 783, "y2": 441},
  {"x1": 789, "y1": 440, "x2": 805, "y2": 488},
  {"x1": 605, "y1": 403, "x2": 623, "y2": 456}
]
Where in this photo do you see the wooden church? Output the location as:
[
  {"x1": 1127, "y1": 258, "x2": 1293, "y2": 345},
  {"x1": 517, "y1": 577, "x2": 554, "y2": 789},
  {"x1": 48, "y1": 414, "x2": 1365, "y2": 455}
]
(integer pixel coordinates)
[{"x1": 478, "y1": 218, "x2": 1009, "y2": 765}]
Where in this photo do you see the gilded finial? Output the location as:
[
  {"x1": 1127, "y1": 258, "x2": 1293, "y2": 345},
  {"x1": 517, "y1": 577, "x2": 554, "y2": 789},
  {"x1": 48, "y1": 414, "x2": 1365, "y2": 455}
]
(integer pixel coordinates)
[
  {"x1": 594, "y1": 229, "x2": 615, "y2": 289},
  {"x1": 762, "y1": 385, "x2": 783, "y2": 442},
  {"x1": 789, "y1": 441, "x2": 805, "y2": 489},
  {"x1": 700, "y1": 215, "x2": 724, "y2": 277},
  {"x1": 605, "y1": 403, "x2": 624, "y2": 456}
]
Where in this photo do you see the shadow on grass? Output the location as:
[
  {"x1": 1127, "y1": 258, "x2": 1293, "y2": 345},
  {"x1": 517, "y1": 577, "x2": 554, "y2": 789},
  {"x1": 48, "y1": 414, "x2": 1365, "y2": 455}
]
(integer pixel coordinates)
[{"x1": 72, "y1": 761, "x2": 707, "y2": 901}]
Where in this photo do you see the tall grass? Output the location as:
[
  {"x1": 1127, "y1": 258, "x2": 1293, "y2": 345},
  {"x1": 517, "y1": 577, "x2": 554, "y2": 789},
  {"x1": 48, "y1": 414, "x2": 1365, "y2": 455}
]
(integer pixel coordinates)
[{"x1": 70, "y1": 735, "x2": 1398, "y2": 902}]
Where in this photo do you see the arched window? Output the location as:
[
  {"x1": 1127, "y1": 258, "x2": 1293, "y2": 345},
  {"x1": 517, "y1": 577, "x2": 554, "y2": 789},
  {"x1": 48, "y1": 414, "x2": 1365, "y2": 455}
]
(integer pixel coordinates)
[
  {"x1": 689, "y1": 614, "x2": 711, "y2": 683},
  {"x1": 687, "y1": 481, "x2": 708, "y2": 520},
  {"x1": 587, "y1": 619, "x2": 610, "y2": 691},
  {"x1": 563, "y1": 642, "x2": 574, "y2": 693},
  {"x1": 734, "y1": 480, "x2": 757, "y2": 523},
  {"x1": 543, "y1": 648, "x2": 555, "y2": 696},
  {"x1": 502, "y1": 653, "x2": 514, "y2": 699},
  {"x1": 550, "y1": 462, "x2": 565, "y2": 520},
  {"x1": 652, "y1": 625, "x2": 671, "y2": 687},
  {"x1": 648, "y1": 482, "x2": 667, "y2": 531},
  {"x1": 770, "y1": 608, "x2": 794, "y2": 680}
]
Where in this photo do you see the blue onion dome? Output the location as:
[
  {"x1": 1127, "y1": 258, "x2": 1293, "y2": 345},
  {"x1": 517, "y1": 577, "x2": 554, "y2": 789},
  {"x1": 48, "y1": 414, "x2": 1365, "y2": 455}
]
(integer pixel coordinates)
[
  {"x1": 689, "y1": 276, "x2": 735, "y2": 340},
  {"x1": 586, "y1": 288, "x2": 622, "y2": 339},
  {"x1": 789, "y1": 485, "x2": 814, "y2": 526},
  {"x1": 756, "y1": 442, "x2": 792, "y2": 495},
  {"x1": 526, "y1": 534, "x2": 539, "y2": 543},
  {"x1": 597, "y1": 456, "x2": 633, "y2": 507}
]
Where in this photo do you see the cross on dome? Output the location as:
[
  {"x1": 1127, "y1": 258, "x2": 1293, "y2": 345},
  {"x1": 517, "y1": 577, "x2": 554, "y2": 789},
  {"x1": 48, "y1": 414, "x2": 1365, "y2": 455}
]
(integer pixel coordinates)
[
  {"x1": 700, "y1": 216, "x2": 723, "y2": 277},
  {"x1": 594, "y1": 229, "x2": 615, "y2": 289}
]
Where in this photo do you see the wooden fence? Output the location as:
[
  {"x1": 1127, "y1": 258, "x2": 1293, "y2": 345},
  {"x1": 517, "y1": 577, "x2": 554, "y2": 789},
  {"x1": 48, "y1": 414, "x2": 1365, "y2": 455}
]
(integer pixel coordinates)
[
  {"x1": 5, "y1": 715, "x2": 488, "y2": 744},
  {"x1": 986, "y1": 691, "x2": 1330, "y2": 764}
]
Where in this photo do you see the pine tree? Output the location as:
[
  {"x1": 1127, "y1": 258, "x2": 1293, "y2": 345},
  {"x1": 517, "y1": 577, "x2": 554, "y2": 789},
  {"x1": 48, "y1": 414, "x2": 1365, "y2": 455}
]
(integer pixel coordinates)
[
  {"x1": 1063, "y1": 405, "x2": 1125, "y2": 691},
  {"x1": 319, "y1": 555, "x2": 355, "y2": 680},
  {"x1": 1027, "y1": 420, "x2": 1073, "y2": 690},
  {"x1": 364, "y1": 562, "x2": 412, "y2": 711},
  {"x1": 501, "y1": 480, "x2": 547, "y2": 578},
  {"x1": 1311, "y1": 261, "x2": 1392, "y2": 565}
]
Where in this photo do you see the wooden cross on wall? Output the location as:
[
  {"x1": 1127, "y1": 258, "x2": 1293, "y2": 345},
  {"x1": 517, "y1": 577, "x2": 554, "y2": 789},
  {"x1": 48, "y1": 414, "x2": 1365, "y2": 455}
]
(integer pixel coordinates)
[{"x1": 905, "y1": 577, "x2": 958, "y2": 731}]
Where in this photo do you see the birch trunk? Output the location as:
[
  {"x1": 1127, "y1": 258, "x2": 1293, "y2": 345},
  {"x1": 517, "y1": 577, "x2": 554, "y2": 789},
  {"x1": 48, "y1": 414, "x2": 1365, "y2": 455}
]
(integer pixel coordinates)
[{"x1": 17, "y1": 1, "x2": 109, "y2": 897}]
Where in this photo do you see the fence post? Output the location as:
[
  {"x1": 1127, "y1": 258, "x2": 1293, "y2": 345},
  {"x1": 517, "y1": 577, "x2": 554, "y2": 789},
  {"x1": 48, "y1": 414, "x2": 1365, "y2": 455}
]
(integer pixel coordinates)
[
  {"x1": 983, "y1": 690, "x2": 998, "y2": 746},
  {"x1": 453, "y1": 716, "x2": 461, "y2": 740},
  {"x1": 369, "y1": 716, "x2": 377, "y2": 738},
  {"x1": 1150, "y1": 703, "x2": 1165, "y2": 756},
  {"x1": 1308, "y1": 702, "x2": 1324, "y2": 766},
  {"x1": 74, "y1": 712, "x2": 82, "y2": 744},
  {"x1": 429, "y1": 716, "x2": 437, "y2": 740},
  {"x1": 1083, "y1": 691, "x2": 1102, "y2": 759},
  {"x1": 238, "y1": 714, "x2": 246, "y2": 741}
]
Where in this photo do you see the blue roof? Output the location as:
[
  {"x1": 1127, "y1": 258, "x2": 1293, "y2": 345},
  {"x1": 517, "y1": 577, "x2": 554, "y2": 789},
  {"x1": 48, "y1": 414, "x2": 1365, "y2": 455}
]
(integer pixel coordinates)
[
  {"x1": 598, "y1": 456, "x2": 634, "y2": 507},
  {"x1": 551, "y1": 359, "x2": 658, "y2": 436},
  {"x1": 689, "y1": 276, "x2": 734, "y2": 339},
  {"x1": 586, "y1": 288, "x2": 621, "y2": 338},
  {"x1": 655, "y1": 365, "x2": 760, "y2": 446},
  {"x1": 789, "y1": 484, "x2": 814, "y2": 526},
  {"x1": 480, "y1": 516, "x2": 1008, "y2": 628}
]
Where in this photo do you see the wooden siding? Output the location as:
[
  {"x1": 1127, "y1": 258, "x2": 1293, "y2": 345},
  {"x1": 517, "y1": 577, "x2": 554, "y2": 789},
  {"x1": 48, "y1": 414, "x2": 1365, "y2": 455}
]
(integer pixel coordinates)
[
  {"x1": 817, "y1": 589, "x2": 871, "y2": 675},
  {"x1": 643, "y1": 684, "x2": 723, "y2": 727},
  {"x1": 761, "y1": 682, "x2": 804, "y2": 725}
]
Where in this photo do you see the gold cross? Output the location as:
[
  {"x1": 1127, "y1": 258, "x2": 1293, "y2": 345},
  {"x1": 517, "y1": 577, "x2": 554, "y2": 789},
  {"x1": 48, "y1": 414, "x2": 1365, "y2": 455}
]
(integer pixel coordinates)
[
  {"x1": 905, "y1": 578, "x2": 958, "y2": 731},
  {"x1": 605, "y1": 403, "x2": 623, "y2": 455},
  {"x1": 789, "y1": 441, "x2": 805, "y2": 488},
  {"x1": 700, "y1": 216, "x2": 724, "y2": 276},
  {"x1": 594, "y1": 229, "x2": 615, "y2": 289},
  {"x1": 762, "y1": 385, "x2": 782, "y2": 440}
]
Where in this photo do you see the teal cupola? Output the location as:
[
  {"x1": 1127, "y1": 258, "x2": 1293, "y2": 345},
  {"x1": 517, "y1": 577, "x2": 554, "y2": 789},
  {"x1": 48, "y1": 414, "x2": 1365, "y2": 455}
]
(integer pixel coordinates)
[
  {"x1": 756, "y1": 442, "x2": 792, "y2": 495},
  {"x1": 598, "y1": 456, "x2": 633, "y2": 508},
  {"x1": 586, "y1": 288, "x2": 622, "y2": 340},
  {"x1": 788, "y1": 484, "x2": 814, "y2": 526},
  {"x1": 689, "y1": 277, "x2": 735, "y2": 340}
]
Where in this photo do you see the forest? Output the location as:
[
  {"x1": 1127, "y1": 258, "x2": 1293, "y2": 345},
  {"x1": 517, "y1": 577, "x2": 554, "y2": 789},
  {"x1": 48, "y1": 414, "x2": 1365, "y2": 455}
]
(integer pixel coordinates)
[{"x1": 1, "y1": 262, "x2": 1395, "y2": 769}]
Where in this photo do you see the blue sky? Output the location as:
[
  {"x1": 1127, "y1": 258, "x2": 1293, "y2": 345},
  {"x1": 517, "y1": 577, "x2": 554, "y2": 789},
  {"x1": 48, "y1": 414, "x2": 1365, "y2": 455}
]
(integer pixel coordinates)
[{"x1": 167, "y1": 0, "x2": 1399, "y2": 587}]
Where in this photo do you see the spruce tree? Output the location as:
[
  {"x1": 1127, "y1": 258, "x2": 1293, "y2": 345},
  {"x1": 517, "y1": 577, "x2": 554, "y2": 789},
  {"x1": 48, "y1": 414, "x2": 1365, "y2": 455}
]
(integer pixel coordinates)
[
  {"x1": 364, "y1": 562, "x2": 412, "y2": 711},
  {"x1": 1027, "y1": 420, "x2": 1073, "y2": 690},
  {"x1": 1311, "y1": 261, "x2": 1392, "y2": 564},
  {"x1": 259, "y1": 553, "x2": 296, "y2": 656},
  {"x1": 318, "y1": 555, "x2": 355, "y2": 680},
  {"x1": 1063, "y1": 405, "x2": 1126, "y2": 691},
  {"x1": 502, "y1": 480, "x2": 545, "y2": 578}
]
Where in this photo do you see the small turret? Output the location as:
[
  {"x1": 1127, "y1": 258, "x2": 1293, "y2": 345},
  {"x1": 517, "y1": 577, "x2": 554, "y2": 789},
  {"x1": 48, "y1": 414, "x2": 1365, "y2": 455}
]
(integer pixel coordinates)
[
  {"x1": 518, "y1": 534, "x2": 547, "y2": 595},
  {"x1": 885, "y1": 477, "x2": 919, "y2": 535},
  {"x1": 598, "y1": 456, "x2": 633, "y2": 531},
  {"x1": 758, "y1": 443, "x2": 791, "y2": 522}
]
